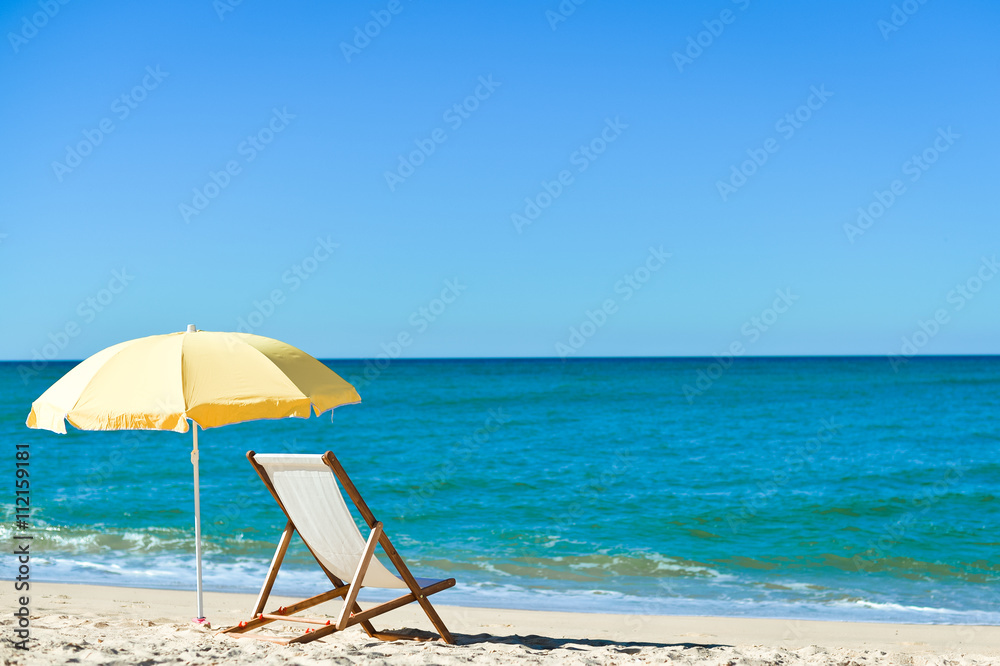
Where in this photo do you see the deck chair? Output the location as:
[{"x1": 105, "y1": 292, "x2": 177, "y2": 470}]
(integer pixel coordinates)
[{"x1": 221, "y1": 451, "x2": 456, "y2": 645}]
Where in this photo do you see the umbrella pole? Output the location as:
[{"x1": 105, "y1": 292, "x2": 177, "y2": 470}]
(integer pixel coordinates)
[{"x1": 192, "y1": 424, "x2": 205, "y2": 621}]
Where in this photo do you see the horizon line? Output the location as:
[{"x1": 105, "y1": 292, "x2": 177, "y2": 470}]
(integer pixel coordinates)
[{"x1": 3, "y1": 353, "x2": 1000, "y2": 364}]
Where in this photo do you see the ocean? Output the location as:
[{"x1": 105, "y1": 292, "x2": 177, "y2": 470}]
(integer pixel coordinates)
[{"x1": 4, "y1": 357, "x2": 999, "y2": 624}]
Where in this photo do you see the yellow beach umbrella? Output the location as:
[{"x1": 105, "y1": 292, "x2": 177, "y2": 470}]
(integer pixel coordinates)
[{"x1": 26, "y1": 325, "x2": 360, "y2": 621}]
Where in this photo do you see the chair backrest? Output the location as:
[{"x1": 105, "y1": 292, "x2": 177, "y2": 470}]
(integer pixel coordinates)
[{"x1": 252, "y1": 453, "x2": 407, "y2": 589}]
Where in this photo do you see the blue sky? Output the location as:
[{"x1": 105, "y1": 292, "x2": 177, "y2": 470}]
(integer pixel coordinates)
[{"x1": 1, "y1": 0, "x2": 997, "y2": 360}]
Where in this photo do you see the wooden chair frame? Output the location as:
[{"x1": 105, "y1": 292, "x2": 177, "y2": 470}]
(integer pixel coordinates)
[{"x1": 220, "y1": 450, "x2": 456, "y2": 645}]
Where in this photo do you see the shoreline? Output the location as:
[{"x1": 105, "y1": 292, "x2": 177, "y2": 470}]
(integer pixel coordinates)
[
  {"x1": 2, "y1": 583, "x2": 998, "y2": 664},
  {"x1": 17, "y1": 575, "x2": 1000, "y2": 626}
]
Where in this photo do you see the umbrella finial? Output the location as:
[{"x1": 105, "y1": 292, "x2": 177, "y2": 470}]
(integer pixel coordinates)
[{"x1": 187, "y1": 324, "x2": 198, "y2": 333}]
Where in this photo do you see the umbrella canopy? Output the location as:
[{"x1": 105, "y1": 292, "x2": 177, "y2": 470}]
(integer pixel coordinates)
[
  {"x1": 27, "y1": 328, "x2": 360, "y2": 433},
  {"x1": 26, "y1": 326, "x2": 360, "y2": 622}
]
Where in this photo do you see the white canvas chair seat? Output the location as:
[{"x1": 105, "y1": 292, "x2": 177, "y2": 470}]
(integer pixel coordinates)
[
  {"x1": 221, "y1": 451, "x2": 456, "y2": 645},
  {"x1": 255, "y1": 454, "x2": 408, "y2": 589}
]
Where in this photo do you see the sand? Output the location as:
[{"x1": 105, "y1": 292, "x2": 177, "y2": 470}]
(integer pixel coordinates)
[{"x1": 2, "y1": 583, "x2": 998, "y2": 665}]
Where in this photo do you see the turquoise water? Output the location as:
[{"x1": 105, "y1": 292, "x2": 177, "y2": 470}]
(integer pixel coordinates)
[{"x1": 4, "y1": 357, "x2": 999, "y2": 623}]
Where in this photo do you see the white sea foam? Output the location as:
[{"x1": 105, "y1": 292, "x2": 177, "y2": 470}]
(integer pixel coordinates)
[{"x1": 829, "y1": 598, "x2": 1000, "y2": 623}]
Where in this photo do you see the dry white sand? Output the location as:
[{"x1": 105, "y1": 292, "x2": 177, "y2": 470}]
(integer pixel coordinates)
[{"x1": 2, "y1": 583, "x2": 998, "y2": 665}]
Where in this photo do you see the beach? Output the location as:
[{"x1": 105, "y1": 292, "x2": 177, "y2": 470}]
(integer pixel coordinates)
[{"x1": 2, "y1": 583, "x2": 998, "y2": 665}]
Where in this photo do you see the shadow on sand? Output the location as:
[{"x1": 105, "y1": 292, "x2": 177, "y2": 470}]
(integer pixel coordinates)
[{"x1": 386, "y1": 628, "x2": 730, "y2": 652}]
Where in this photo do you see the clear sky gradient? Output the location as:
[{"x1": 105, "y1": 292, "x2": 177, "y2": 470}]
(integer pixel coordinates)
[{"x1": 2, "y1": 0, "x2": 997, "y2": 360}]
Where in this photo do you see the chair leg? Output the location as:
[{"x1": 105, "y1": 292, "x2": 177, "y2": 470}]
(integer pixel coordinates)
[
  {"x1": 376, "y1": 531, "x2": 456, "y2": 643},
  {"x1": 337, "y1": 522, "x2": 383, "y2": 630},
  {"x1": 253, "y1": 520, "x2": 295, "y2": 616},
  {"x1": 415, "y1": 596, "x2": 454, "y2": 644}
]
